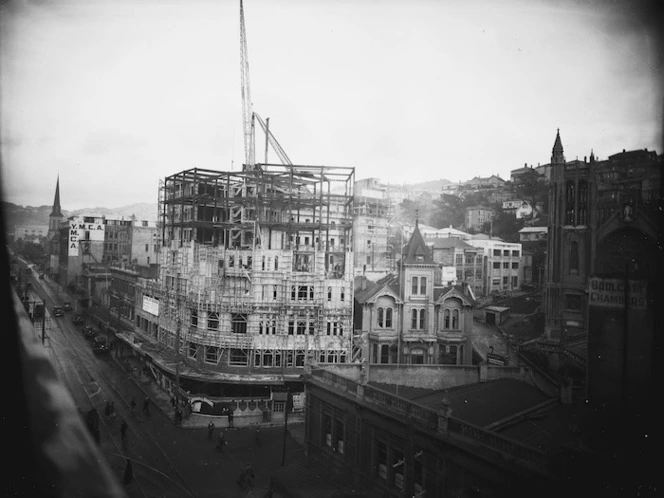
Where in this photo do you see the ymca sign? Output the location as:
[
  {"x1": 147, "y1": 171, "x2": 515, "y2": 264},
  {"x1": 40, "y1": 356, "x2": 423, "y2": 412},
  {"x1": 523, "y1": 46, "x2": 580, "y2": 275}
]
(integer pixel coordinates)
[
  {"x1": 588, "y1": 277, "x2": 647, "y2": 310},
  {"x1": 68, "y1": 217, "x2": 105, "y2": 256}
]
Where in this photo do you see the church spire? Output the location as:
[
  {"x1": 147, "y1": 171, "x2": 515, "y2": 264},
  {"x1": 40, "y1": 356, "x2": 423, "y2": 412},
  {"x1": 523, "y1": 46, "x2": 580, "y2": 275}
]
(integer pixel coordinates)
[
  {"x1": 551, "y1": 128, "x2": 565, "y2": 164},
  {"x1": 50, "y1": 175, "x2": 62, "y2": 217}
]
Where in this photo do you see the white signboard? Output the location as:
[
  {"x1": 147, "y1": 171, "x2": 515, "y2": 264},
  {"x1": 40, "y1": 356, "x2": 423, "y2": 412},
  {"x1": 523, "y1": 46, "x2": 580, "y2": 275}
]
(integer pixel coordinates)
[
  {"x1": 292, "y1": 392, "x2": 305, "y2": 411},
  {"x1": 71, "y1": 217, "x2": 105, "y2": 241},
  {"x1": 588, "y1": 277, "x2": 647, "y2": 310},
  {"x1": 442, "y1": 266, "x2": 456, "y2": 284},
  {"x1": 142, "y1": 295, "x2": 160, "y2": 316},
  {"x1": 68, "y1": 225, "x2": 79, "y2": 256}
]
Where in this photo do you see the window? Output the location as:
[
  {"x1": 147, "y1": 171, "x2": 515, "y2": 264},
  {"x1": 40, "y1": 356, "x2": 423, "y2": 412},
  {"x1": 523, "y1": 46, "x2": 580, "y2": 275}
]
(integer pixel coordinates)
[
  {"x1": 512, "y1": 250, "x2": 520, "y2": 257},
  {"x1": 578, "y1": 180, "x2": 588, "y2": 225},
  {"x1": 377, "y1": 307, "x2": 384, "y2": 327},
  {"x1": 190, "y1": 309, "x2": 198, "y2": 327},
  {"x1": 288, "y1": 320, "x2": 295, "y2": 335},
  {"x1": 411, "y1": 276, "x2": 427, "y2": 296},
  {"x1": 465, "y1": 254, "x2": 474, "y2": 264},
  {"x1": 566, "y1": 180, "x2": 576, "y2": 225},
  {"x1": 205, "y1": 346, "x2": 219, "y2": 364},
  {"x1": 226, "y1": 348, "x2": 247, "y2": 366},
  {"x1": 274, "y1": 256, "x2": 278, "y2": 270},
  {"x1": 512, "y1": 262, "x2": 519, "y2": 269},
  {"x1": 385, "y1": 308, "x2": 393, "y2": 328},
  {"x1": 380, "y1": 344, "x2": 390, "y2": 364},
  {"x1": 411, "y1": 309, "x2": 425, "y2": 329},
  {"x1": 297, "y1": 321, "x2": 307, "y2": 335},
  {"x1": 232, "y1": 314, "x2": 247, "y2": 334},
  {"x1": 335, "y1": 419, "x2": 345, "y2": 454},
  {"x1": 503, "y1": 262, "x2": 509, "y2": 269},
  {"x1": 566, "y1": 294, "x2": 582, "y2": 311},
  {"x1": 411, "y1": 349, "x2": 425, "y2": 364},
  {"x1": 187, "y1": 342, "x2": 198, "y2": 359},
  {"x1": 322, "y1": 414, "x2": 332, "y2": 447},
  {"x1": 376, "y1": 441, "x2": 387, "y2": 479},
  {"x1": 328, "y1": 286, "x2": 332, "y2": 302},
  {"x1": 452, "y1": 309, "x2": 459, "y2": 329},
  {"x1": 444, "y1": 309, "x2": 450, "y2": 329},
  {"x1": 273, "y1": 285, "x2": 278, "y2": 300},
  {"x1": 493, "y1": 249, "x2": 501, "y2": 256},
  {"x1": 503, "y1": 250, "x2": 510, "y2": 257},
  {"x1": 455, "y1": 254, "x2": 463, "y2": 265},
  {"x1": 207, "y1": 311, "x2": 219, "y2": 330},
  {"x1": 503, "y1": 276, "x2": 508, "y2": 286},
  {"x1": 569, "y1": 241, "x2": 579, "y2": 275},
  {"x1": 511, "y1": 276, "x2": 518, "y2": 288},
  {"x1": 340, "y1": 288, "x2": 345, "y2": 301},
  {"x1": 493, "y1": 262, "x2": 500, "y2": 269},
  {"x1": 145, "y1": 244, "x2": 149, "y2": 252}
]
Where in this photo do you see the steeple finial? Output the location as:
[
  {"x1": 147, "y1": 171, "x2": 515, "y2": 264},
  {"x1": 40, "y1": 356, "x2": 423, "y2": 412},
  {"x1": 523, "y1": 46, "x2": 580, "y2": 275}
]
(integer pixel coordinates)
[
  {"x1": 50, "y1": 174, "x2": 62, "y2": 217},
  {"x1": 551, "y1": 129, "x2": 565, "y2": 164}
]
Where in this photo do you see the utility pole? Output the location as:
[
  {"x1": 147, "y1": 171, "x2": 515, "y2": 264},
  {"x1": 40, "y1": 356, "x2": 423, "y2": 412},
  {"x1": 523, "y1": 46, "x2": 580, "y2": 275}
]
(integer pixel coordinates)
[{"x1": 175, "y1": 271, "x2": 182, "y2": 414}]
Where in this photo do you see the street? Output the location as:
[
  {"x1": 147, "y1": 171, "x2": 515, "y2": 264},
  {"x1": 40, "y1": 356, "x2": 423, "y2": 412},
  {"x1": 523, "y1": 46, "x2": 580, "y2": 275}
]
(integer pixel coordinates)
[{"x1": 16, "y1": 258, "x2": 306, "y2": 498}]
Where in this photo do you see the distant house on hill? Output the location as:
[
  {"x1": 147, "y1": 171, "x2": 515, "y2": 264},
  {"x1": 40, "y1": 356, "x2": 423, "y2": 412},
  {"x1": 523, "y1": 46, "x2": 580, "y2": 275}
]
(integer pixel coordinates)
[{"x1": 462, "y1": 175, "x2": 505, "y2": 190}]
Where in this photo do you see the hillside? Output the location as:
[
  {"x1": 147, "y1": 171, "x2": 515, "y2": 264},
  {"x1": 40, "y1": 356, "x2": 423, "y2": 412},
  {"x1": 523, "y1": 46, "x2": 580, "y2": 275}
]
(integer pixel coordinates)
[{"x1": 2, "y1": 202, "x2": 159, "y2": 233}]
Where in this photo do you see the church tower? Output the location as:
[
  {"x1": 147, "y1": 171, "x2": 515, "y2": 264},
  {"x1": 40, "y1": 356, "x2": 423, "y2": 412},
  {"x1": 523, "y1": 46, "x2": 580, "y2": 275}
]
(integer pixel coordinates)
[{"x1": 47, "y1": 175, "x2": 64, "y2": 272}]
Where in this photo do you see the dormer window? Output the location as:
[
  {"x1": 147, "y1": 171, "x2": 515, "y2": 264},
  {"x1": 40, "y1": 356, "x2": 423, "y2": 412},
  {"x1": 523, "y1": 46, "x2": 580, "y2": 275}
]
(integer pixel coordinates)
[{"x1": 416, "y1": 255, "x2": 424, "y2": 261}]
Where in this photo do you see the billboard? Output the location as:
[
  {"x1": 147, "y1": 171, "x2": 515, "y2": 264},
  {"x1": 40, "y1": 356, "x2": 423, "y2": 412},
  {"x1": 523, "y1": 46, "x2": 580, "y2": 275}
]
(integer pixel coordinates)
[
  {"x1": 68, "y1": 217, "x2": 105, "y2": 256},
  {"x1": 142, "y1": 295, "x2": 159, "y2": 316}
]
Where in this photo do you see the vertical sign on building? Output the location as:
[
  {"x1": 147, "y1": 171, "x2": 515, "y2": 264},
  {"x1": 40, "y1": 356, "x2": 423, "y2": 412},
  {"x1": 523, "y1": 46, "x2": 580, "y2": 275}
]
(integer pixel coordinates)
[{"x1": 68, "y1": 219, "x2": 80, "y2": 256}]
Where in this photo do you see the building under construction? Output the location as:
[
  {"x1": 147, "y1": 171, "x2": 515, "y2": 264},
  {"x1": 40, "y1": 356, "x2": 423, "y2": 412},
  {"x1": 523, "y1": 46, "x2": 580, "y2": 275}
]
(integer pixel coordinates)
[{"x1": 135, "y1": 163, "x2": 355, "y2": 398}]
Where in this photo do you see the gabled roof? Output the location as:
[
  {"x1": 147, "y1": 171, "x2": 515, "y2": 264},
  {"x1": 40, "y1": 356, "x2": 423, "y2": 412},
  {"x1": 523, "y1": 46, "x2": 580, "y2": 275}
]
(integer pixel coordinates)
[
  {"x1": 431, "y1": 238, "x2": 474, "y2": 250},
  {"x1": 433, "y1": 284, "x2": 476, "y2": 306},
  {"x1": 403, "y1": 225, "x2": 435, "y2": 265},
  {"x1": 354, "y1": 274, "x2": 402, "y2": 304}
]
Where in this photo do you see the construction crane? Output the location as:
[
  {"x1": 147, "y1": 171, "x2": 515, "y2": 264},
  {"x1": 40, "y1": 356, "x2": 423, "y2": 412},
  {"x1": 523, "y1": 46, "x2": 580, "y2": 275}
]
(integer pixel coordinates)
[
  {"x1": 240, "y1": 1, "x2": 292, "y2": 168},
  {"x1": 240, "y1": 0, "x2": 256, "y2": 170}
]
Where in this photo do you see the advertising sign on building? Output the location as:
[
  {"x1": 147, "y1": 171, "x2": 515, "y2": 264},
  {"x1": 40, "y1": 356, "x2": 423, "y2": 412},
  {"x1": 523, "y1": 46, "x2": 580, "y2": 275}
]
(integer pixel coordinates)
[
  {"x1": 588, "y1": 277, "x2": 647, "y2": 310},
  {"x1": 68, "y1": 224, "x2": 79, "y2": 256},
  {"x1": 71, "y1": 217, "x2": 105, "y2": 241},
  {"x1": 442, "y1": 266, "x2": 456, "y2": 284},
  {"x1": 142, "y1": 295, "x2": 160, "y2": 316}
]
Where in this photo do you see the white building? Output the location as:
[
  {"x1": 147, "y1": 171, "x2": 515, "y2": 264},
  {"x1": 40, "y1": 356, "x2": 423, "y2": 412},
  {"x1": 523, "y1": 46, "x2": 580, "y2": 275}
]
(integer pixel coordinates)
[{"x1": 465, "y1": 238, "x2": 522, "y2": 295}]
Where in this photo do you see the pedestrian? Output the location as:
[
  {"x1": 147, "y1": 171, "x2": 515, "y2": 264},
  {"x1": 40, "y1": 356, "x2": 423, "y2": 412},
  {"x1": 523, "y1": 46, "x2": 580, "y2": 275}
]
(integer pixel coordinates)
[
  {"x1": 207, "y1": 421, "x2": 215, "y2": 440},
  {"x1": 143, "y1": 395, "x2": 150, "y2": 415},
  {"x1": 120, "y1": 420, "x2": 128, "y2": 442},
  {"x1": 123, "y1": 459, "x2": 133, "y2": 485},
  {"x1": 130, "y1": 397, "x2": 136, "y2": 414}
]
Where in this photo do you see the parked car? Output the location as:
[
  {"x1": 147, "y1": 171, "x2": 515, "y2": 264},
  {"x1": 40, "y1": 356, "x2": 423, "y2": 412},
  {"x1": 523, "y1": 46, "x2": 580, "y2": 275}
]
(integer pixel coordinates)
[
  {"x1": 52, "y1": 306, "x2": 64, "y2": 317},
  {"x1": 73, "y1": 314, "x2": 84, "y2": 325},
  {"x1": 92, "y1": 341, "x2": 110, "y2": 356},
  {"x1": 63, "y1": 302, "x2": 73, "y2": 312},
  {"x1": 82, "y1": 326, "x2": 95, "y2": 339}
]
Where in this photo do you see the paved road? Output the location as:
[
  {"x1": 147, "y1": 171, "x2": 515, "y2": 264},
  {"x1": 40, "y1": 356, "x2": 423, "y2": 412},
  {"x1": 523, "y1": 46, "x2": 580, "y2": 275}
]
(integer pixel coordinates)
[{"x1": 17, "y1": 258, "x2": 308, "y2": 497}]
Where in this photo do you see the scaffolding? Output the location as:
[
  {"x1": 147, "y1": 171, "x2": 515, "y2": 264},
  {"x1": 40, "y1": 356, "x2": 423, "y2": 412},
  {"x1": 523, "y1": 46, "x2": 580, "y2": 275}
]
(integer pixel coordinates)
[{"x1": 151, "y1": 163, "x2": 356, "y2": 377}]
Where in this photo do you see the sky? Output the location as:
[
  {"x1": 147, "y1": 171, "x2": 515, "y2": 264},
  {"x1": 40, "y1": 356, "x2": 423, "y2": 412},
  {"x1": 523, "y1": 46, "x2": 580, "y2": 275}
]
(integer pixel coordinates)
[{"x1": 1, "y1": 0, "x2": 662, "y2": 210}]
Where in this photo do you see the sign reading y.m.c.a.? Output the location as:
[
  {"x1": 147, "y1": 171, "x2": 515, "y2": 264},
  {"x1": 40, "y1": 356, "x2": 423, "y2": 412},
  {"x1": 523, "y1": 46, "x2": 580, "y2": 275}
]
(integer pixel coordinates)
[
  {"x1": 68, "y1": 217, "x2": 105, "y2": 256},
  {"x1": 588, "y1": 277, "x2": 647, "y2": 310}
]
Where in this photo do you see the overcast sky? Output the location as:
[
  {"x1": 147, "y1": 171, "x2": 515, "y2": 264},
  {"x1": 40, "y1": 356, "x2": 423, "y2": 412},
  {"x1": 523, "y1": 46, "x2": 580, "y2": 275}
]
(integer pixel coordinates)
[{"x1": 1, "y1": 0, "x2": 662, "y2": 210}]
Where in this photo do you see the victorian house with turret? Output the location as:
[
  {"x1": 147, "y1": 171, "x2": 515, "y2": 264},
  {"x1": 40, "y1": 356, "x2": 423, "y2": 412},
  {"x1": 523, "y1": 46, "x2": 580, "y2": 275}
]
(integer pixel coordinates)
[{"x1": 354, "y1": 223, "x2": 475, "y2": 366}]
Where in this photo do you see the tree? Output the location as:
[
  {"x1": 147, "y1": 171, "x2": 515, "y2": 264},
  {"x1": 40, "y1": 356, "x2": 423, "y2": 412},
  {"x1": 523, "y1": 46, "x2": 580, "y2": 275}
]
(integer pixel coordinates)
[
  {"x1": 431, "y1": 194, "x2": 465, "y2": 229},
  {"x1": 515, "y1": 169, "x2": 547, "y2": 220}
]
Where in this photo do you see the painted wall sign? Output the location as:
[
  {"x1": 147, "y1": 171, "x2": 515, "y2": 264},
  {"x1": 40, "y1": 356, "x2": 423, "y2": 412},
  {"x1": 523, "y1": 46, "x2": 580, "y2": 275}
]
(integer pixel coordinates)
[{"x1": 588, "y1": 277, "x2": 647, "y2": 310}]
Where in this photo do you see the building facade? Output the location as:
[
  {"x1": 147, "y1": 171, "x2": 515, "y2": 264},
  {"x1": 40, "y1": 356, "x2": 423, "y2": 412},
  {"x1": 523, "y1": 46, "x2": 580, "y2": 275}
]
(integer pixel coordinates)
[
  {"x1": 543, "y1": 131, "x2": 661, "y2": 422},
  {"x1": 464, "y1": 206, "x2": 494, "y2": 232},
  {"x1": 354, "y1": 225, "x2": 475, "y2": 366},
  {"x1": 430, "y1": 238, "x2": 484, "y2": 297},
  {"x1": 127, "y1": 164, "x2": 355, "y2": 399},
  {"x1": 465, "y1": 238, "x2": 522, "y2": 295}
]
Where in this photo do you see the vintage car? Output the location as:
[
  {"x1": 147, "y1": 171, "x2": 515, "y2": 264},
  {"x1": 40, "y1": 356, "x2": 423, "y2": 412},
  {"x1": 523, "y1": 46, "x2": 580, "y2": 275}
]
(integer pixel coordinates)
[
  {"x1": 52, "y1": 305, "x2": 64, "y2": 317},
  {"x1": 63, "y1": 302, "x2": 73, "y2": 312}
]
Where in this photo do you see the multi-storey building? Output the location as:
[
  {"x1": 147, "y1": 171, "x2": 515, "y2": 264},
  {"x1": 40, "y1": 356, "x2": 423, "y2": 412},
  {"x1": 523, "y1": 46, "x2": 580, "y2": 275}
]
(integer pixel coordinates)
[
  {"x1": 129, "y1": 219, "x2": 159, "y2": 267},
  {"x1": 465, "y1": 238, "x2": 522, "y2": 295},
  {"x1": 353, "y1": 178, "x2": 394, "y2": 278},
  {"x1": 430, "y1": 238, "x2": 483, "y2": 297},
  {"x1": 14, "y1": 225, "x2": 48, "y2": 243},
  {"x1": 102, "y1": 218, "x2": 132, "y2": 264},
  {"x1": 354, "y1": 224, "x2": 474, "y2": 366},
  {"x1": 543, "y1": 130, "x2": 661, "y2": 422},
  {"x1": 128, "y1": 164, "x2": 355, "y2": 402},
  {"x1": 464, "y1": 205, "x2": 494, "y2": 231}
]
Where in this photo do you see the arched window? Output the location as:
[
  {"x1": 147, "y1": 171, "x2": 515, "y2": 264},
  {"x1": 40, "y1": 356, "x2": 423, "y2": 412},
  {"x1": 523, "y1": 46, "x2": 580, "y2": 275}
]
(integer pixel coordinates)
[
  {"x1": 444, "y1": 309, "x2": 450, "y2": 329},
  {"x1": 566, "y1": 181, "x2": 576, "y2": 225},
  {"x1": 578, "y1": 180, "x2": 588, "y2": 225},
  {"x1": 419, "y1": 309, "x2": 426, "y2": 329},
  {"x1": 452, "y1": 309, "x2": 459, "y2": 329},
  {"x1": 385, "y1": 308, "x2": 393, "y2": 328},
  {"x1": 569, "y1": 241, "x2": 579, "y2": 275},
  {"x1": 377, "y1": 307, "x2": 384, "y2": 327}
]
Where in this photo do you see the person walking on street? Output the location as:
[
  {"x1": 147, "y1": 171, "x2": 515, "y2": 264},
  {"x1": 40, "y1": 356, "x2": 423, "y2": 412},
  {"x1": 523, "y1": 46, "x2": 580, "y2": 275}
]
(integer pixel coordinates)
[
  {"x1": 120, "y1": 420, "x2": 128, "y2": 443},
  {"x1": 142, "y1": 395, "x2": 150, "y2": 415},
  {"x1": 207, "y1": 421, "x2": 215, "y2": 440},
  {"x1": 123, "y1": 459, "x2": 133, "y2": 485}
]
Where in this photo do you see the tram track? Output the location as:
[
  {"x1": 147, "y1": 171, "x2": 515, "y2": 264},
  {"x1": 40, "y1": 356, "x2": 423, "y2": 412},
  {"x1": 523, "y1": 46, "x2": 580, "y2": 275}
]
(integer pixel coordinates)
[{"x1": 23, "y1": 280, "x2": 196, "y2": 498}]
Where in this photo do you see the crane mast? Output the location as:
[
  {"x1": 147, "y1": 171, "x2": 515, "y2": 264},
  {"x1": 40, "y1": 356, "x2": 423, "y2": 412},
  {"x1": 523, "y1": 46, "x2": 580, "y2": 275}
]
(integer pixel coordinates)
[{"x1": 240, "y1": 0, "x2": 255, "y2": 170}]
